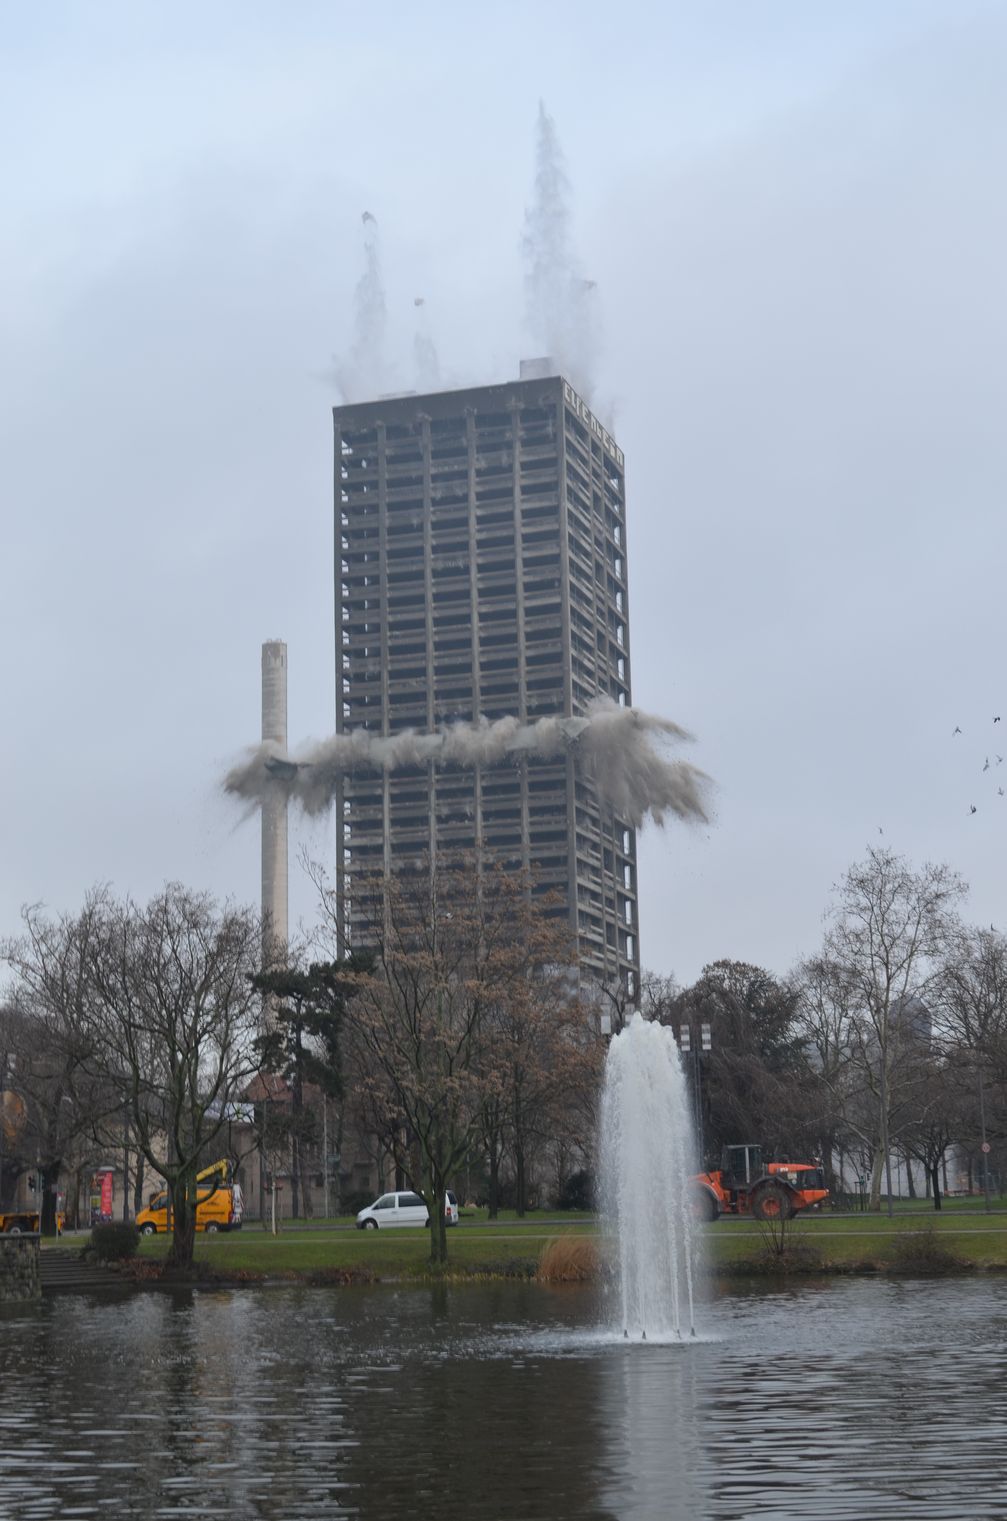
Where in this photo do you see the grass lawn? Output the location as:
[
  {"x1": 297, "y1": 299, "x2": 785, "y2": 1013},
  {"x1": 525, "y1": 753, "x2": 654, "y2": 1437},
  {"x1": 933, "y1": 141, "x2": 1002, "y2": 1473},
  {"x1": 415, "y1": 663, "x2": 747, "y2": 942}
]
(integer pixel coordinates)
[
  {"x1": 48, "y1": 1203, "x2": 1007, "y2": 1279},
  {"x1": 123, "y1": 1219, "x2": 592, "y2": 1279},
  {"x1": 708, "y1": 1210, "x2": 1007, "y2": 1270},
  {"x1": 134, "y1": 1213, "x2": 1007, "y2": 1276}
]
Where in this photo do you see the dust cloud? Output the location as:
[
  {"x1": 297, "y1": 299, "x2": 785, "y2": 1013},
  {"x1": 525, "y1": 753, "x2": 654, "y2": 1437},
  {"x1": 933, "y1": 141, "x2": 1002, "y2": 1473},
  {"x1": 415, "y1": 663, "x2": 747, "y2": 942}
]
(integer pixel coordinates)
[{"x1": 224, "y1": 699, "x2": 708, "y2": 830}]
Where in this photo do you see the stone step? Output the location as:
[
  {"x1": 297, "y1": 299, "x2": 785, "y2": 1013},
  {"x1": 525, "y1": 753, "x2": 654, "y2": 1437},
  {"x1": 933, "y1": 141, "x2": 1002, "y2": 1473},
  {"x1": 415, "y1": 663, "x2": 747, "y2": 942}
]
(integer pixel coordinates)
[{"x1": 39, "y1": 1249, "x2": 128, "y2": 1292}]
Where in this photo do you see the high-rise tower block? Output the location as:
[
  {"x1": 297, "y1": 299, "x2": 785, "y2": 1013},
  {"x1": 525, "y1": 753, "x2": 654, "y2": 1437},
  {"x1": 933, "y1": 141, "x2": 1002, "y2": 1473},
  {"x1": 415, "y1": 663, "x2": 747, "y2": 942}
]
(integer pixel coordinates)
[{"x1": 334, "y1": 372, "x2": 639, "y2": 996}]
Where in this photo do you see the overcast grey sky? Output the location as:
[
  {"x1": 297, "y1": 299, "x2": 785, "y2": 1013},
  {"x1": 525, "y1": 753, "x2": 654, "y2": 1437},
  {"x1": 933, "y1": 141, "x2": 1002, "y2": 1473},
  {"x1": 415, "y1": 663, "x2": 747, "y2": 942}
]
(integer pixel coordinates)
[{"x1": 2, "y1": 2, "x2": 1004, "y2": 983}]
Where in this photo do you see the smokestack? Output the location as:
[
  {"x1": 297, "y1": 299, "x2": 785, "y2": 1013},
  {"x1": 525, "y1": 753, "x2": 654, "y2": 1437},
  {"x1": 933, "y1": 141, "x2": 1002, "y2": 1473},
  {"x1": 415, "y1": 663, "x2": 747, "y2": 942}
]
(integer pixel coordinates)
[{"x1": 261, "y1": 640, "x2": 288, "y2": 960}]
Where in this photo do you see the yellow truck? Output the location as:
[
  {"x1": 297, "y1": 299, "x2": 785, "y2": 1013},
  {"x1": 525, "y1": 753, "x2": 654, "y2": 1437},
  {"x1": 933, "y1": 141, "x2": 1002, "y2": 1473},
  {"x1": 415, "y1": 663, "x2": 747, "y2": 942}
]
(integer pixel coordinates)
[
  {"x1": 0, "y1": 1210, "x2": 66, "y2": 1235},
  {"x1": 136, "y1": 1158, "x2": 243, "y2": 1236}
]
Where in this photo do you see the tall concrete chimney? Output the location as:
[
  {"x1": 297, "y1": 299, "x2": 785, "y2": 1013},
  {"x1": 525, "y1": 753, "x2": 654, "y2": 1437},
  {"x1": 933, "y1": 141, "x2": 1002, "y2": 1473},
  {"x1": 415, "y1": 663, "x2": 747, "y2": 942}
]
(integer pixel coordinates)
[{"x1": 261, "y1": 640, "x2": 288, "y2": 959}]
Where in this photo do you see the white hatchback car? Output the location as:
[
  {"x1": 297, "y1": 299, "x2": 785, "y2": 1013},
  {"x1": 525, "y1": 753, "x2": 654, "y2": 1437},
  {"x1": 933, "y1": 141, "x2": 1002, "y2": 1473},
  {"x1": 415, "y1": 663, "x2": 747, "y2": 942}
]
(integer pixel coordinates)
[{"x1": 356, "y1": 1190, "x2": 460, "y2": 1229}]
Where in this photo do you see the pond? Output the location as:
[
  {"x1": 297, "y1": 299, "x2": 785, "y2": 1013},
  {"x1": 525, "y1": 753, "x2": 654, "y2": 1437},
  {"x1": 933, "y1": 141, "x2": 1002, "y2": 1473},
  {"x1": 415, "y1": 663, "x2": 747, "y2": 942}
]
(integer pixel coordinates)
[{"x1": 2, "y1": 1275, "x2": 1006, "y2": 1519}]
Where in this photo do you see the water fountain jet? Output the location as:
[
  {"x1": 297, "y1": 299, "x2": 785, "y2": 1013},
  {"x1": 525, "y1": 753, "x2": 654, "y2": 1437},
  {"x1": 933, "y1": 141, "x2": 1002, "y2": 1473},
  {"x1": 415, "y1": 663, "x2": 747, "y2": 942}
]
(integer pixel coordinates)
[{"x1": 600, "y1": 1013, "x2": 699, "y2": 1340}]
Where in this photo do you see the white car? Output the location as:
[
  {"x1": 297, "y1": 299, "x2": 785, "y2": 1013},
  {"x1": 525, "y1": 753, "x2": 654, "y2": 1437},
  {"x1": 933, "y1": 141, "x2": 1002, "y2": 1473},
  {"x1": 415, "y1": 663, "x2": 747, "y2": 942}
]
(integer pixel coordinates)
[{"x1": 356, "y1": 1190, "x2": 460, "y2": 1229}]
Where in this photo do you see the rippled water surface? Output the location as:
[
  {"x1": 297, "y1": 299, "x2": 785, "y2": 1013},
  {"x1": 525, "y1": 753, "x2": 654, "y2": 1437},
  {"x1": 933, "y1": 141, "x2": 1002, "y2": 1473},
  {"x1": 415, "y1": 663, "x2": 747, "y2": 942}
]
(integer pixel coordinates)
[{"x1": 2, "y1": 1275, "x2": 1007, "y2": 1519}]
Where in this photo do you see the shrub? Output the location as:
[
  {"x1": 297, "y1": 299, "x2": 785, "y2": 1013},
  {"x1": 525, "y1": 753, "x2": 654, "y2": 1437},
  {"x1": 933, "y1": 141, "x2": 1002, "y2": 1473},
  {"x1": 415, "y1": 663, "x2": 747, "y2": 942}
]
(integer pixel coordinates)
[
  {"x1": 752, "y1": 1209, "x2": 824, "y2": 1272},
  {"x1": 90, "y1": 1221, "x2": 141, "y2": 1261},
  {"x1": 887, "y1": 1224, "x2": 965, "y2": 1274},
  {"x1": 537, "y1": 1235, "x2": 602, "y2": 1283},
  {"x1": 557, "y1": 1170, "x2": 594, "y2": 1211}
]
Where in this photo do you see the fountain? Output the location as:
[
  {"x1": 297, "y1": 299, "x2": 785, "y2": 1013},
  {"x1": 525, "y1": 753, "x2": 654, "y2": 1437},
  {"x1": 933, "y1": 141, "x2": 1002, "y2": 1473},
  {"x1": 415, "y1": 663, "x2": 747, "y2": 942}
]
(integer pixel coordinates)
[{"x1": 599, "y1": 1012, "x2": 699, "y2": 1340}]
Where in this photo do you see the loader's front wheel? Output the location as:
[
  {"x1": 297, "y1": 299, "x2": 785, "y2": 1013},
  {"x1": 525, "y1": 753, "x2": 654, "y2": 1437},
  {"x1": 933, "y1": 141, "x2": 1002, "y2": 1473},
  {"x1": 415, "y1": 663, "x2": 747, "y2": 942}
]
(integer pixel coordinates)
[{"x1": 751, "y1": 1183, "x2": 795, "y2": 1222}]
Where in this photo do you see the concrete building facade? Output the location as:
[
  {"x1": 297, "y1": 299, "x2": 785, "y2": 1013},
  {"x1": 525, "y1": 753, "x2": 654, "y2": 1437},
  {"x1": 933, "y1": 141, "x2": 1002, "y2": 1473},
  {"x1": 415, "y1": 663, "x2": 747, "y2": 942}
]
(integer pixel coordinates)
[{"x1": 333, "y1": 371, "x2": 640, "y2": 996}]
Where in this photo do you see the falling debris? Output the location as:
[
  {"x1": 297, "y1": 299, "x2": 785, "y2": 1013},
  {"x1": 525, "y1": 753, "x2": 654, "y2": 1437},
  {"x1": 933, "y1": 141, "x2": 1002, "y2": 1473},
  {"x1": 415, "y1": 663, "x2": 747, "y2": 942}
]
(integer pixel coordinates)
[
  {"x1": 522, "y1": 101, "x2": 598, "y2": 399},
  {"x1": 224, "y1": 700, "x2": 709, "y2": 830},
  {"x1": 335, "y1": 212, "x2": 388, "y2": 402}
]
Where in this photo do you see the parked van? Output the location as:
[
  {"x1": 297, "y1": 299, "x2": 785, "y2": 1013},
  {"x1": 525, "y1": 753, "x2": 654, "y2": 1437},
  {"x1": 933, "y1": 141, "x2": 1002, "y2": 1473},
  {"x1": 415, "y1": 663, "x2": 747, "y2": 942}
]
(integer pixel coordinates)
[
  {"x1": 136, "y1": 1159, "x2": 243, "y2": 1236},
  {"x1": 356, "y1": 1190, "x2": 459, "y2": 1229}
]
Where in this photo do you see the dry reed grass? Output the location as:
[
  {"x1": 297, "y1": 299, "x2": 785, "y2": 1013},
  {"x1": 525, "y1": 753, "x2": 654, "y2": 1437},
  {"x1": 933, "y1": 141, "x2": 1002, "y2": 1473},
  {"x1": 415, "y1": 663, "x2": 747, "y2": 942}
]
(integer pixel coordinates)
[{"x1": 536, "y1": 1235, "x2": 602, "y2": 1283}]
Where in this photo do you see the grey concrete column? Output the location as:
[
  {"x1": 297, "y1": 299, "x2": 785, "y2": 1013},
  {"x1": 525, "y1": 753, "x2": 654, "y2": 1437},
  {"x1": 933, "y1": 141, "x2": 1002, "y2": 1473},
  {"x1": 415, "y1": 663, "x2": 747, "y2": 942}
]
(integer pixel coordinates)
[{"x1": 261, "y1": 640, "x2": 288, "y2": 960}]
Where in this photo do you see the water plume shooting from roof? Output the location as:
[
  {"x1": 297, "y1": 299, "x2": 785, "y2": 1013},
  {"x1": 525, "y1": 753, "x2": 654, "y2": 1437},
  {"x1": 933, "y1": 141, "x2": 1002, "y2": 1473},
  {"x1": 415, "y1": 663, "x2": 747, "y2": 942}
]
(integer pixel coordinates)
[
  {"x1": 335, "y1": 212, "x2": 388, "y2": 402},
  {"x1": 223, "y1": 700, "x2": 709, "y2": 830},
  {"x1": 523, "y1": 100, "x2": 599, "y2": 400},
  {"x1": 412, "y1": 296, "x2": 441, "y2": 391}
]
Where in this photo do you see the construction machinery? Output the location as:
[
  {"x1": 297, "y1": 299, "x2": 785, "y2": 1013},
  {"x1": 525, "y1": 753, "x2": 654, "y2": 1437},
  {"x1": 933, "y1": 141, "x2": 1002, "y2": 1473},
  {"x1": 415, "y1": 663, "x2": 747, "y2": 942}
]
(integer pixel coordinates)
[
  {"x1": 0, "y1": 1209, "x2": 66, "y2": 1235},
  {"x1": 136, "y1": 1158, "x2": 243, "y2": 1236},
  {"x1": 691, "y1": 1144, "x2": 828, "y2": 1221}
]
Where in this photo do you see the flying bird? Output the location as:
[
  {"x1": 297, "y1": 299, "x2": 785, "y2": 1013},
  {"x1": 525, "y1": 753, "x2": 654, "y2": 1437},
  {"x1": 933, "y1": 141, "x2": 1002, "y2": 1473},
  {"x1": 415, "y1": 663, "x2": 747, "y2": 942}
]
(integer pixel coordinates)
[
  {"x1": 953, "y1": 726, "x2": 962, "y2": 735},
  {"x1": 362, "y1": 210, "x2": 376, "y2": 225},
  {"x1": 970, "y1": 804, "x2": 978, "y2": 815},
  {"x1": 996, "y1": 716, "x2": 1002, "y2": 724},
  {"x1": 414, "y1": 296, "x2": 425, "y2": 307},
  {"x1": 984, "y1": 758, "x2": 991, "y2": 772},
  {"x1": 999, "y1": 787, "x2": 1005, "y2": 797},
  {"x1": 997, "y1": 756, "x2": 1004, "y2": 765}
]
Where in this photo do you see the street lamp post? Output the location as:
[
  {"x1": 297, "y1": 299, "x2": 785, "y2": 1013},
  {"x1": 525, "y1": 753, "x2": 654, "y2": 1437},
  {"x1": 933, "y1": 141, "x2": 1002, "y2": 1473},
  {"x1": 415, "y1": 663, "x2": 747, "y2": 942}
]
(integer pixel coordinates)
[
  {"x1": 978, "y1": 1059, "x2": 992, "y2": 1214},
  {"x1": 679, "y1": 1022, "x2": 712, "y2": 1168},
  {"x1": 323, "y1": 1098, "x2": 329, "y2": 1220},
  {"x1": 0, "y1": 1050, "x2": 9, "y2": 1212},
  {"x1": 123, "y1": 1100, "x2": 130, "y2": 1223}
]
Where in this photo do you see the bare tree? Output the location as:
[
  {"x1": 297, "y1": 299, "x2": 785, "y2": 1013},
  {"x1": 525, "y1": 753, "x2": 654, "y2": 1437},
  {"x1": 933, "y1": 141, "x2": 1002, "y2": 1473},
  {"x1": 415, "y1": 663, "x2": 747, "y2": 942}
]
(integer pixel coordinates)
[
  {"x1": 899, "y1": 1051, "x2": 962, "y2": 1210},
  {"x1": 935, "y1": 927, "x2": 1007, "y2": 1070},
  {"x1": 87, "y1": 885, "x2": 262, "y2": 1267},
  {"x1": 933, "y1": 926, "x2": 1007, "y2": 1207},
  {"x1": 1, "y1": 894, "x2": 117, "y2": 1235},
  {"x1": 343, "y1": 860, "x2": 580, "y2": 1264},
  {"x1": 824, "y1": 848, "x2": 965, "y2": 1213},
  {"x1": 484, "y1": 951, "x2": 592, "y2": 1217},
  {"x1": 667, "y1": 960, "x2": 815, "y2": 1167}
]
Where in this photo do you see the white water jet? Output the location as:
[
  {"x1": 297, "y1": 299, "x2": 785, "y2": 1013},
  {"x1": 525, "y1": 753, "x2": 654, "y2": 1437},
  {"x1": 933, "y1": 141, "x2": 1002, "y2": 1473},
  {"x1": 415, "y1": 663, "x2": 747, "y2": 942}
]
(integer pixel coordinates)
[{"x1": 600, "y1": 1013, "x2": 699, "y2": 1340}]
